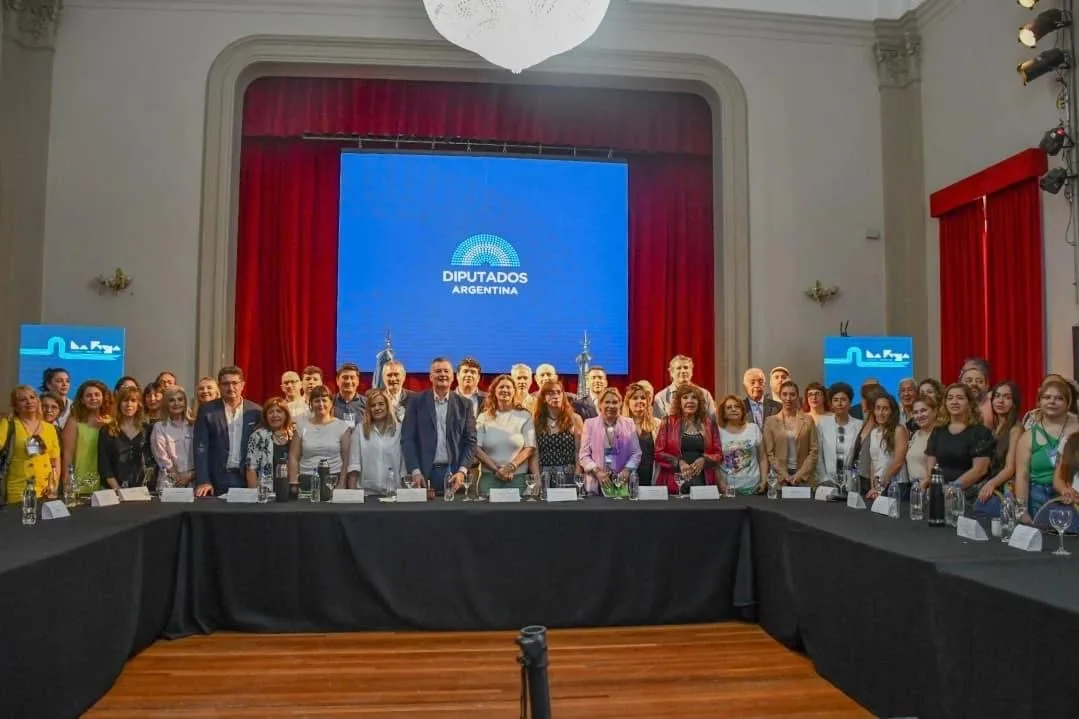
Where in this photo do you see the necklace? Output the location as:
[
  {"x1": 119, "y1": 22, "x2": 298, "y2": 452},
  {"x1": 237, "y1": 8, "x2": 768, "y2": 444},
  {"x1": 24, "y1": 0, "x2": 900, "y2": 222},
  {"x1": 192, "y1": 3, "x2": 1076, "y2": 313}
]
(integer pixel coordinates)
[{"x1": 19, "y1": 417, "x2": 41, "y2": 436}]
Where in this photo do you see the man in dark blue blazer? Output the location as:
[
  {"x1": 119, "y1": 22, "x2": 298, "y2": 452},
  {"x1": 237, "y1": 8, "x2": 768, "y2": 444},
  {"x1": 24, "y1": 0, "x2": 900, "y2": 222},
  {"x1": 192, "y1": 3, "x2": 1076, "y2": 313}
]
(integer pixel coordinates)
[
  {"x1": 402, "y1": 357, "x2": 477, "y2": 496},
  {"x1": 194, "y1": 366, "x2": 262, "y2": 496}
]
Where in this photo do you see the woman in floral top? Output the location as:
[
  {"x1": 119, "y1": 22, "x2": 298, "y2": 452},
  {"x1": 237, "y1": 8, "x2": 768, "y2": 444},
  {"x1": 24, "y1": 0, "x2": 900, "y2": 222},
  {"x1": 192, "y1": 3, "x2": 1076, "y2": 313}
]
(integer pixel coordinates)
[
  {"x1": 717, "y1": 393, "x2": 768, "y2": 494},
  {"x1": 245, "y1": 397, "x2": 293, "y2": 487}
]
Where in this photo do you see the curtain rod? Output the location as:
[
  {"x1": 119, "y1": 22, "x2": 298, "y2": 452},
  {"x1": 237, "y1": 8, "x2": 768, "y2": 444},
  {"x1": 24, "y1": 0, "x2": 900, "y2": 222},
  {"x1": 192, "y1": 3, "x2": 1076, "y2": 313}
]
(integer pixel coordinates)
[{"x1": 300, "y1": 133, "x2": 634, "y2": 158}]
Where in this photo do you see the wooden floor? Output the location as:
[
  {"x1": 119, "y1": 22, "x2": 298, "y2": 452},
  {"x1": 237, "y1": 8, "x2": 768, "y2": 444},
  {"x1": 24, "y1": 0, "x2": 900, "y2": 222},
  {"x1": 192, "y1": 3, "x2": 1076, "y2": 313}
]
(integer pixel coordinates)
[{"x1": 88, "y1": 624, "x2": 871, "y2": 718}]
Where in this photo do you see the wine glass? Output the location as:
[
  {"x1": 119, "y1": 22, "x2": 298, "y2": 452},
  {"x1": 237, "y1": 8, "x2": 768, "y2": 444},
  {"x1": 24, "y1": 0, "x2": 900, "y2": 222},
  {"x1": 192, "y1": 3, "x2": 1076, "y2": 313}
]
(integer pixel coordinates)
[
  {"x1": 675, "y1": 473, "x2": 688, "y2": 499},
  {"x1": 1049, "y1": 508, "x2": 1071, "y2": 556},
  {"x1": 525, "y1": 473, "x2": 539, "y2": 502},
  {"x1": 462, "y1": 470, "x2": 475, "y2": 502},
  {"x1": 539, "y1": 471, "x2": 550, "y2": 500},
  {"x1": 573, "y1": 473, "x2": 586, "y2": 498}
]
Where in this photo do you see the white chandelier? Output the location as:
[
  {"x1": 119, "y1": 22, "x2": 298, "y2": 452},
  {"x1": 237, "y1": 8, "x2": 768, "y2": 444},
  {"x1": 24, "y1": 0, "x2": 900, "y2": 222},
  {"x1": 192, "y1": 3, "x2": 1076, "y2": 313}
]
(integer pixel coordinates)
[{"x1": 422, "y1": 0, "x2": 612, "y2": 74}]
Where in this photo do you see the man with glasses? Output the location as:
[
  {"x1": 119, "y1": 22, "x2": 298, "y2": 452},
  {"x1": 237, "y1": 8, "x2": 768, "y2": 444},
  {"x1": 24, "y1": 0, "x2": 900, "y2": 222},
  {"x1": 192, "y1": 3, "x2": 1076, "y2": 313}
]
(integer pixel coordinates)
[
  {"x1": 194, "y1": 366, "x2": 261, "y2": 496},
  {"x1": 280, "y1": 370, "x2": 306, "y2": 420}
]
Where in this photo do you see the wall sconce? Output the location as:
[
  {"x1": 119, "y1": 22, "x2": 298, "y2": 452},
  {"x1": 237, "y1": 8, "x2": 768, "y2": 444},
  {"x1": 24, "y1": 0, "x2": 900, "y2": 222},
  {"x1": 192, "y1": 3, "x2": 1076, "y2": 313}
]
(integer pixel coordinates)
[
  {"x1": 96, "y1": 267, "x2": 133, "y2": 295},
  {"x1": 805, "y1": 281, "x2": 840, "y2": 306}
]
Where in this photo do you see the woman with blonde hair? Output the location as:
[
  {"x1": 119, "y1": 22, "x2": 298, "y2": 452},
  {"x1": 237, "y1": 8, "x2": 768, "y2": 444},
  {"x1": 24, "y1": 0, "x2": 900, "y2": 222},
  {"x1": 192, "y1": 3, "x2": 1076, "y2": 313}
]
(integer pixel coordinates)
[
  {"x1": 152, "y1": 387, "x2": 196, "y2": 488},
  {"x1": 195, "y1": 377, "x2": 220, "y2": 407},
  {"x1": 475, "y1": 374, "x2": 536, "y2": 496},
  {"x1": 0, "y1": 385, "x2": 61, "y2": 503},
  {"x1": 98, "y1": 386, "x2": 153, "y2": 490},
  {"x1": 580, "y1": 386, "x2": 641, "y2": 496},
  {"x1": 1015, "y1": 378, "x2": 1077, "y2": 520},
  {"x1": 622, "y1": 382, "x2": 657, "y2": 486},
  {"x1": 531, "y1": 380, "x2": 584, "y2": 486},
  {"x1": 347, "y1": 388, "x2": 407, "y2": 496}
]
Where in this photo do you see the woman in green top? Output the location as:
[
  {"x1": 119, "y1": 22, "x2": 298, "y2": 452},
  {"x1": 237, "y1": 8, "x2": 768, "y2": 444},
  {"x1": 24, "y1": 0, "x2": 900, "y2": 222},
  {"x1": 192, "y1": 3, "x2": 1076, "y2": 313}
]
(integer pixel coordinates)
[
  {"x1": 61, "y1": 380, "x2": 113, "y2": 497},
  {"x1": 1015, "y1": 378, "x2": 1076, "y2": 521}
]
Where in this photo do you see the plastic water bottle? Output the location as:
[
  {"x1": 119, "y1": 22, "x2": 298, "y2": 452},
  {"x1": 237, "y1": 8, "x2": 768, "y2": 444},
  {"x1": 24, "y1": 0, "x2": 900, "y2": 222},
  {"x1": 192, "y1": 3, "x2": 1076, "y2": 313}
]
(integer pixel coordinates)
[
  {"x1": 910, "y1": 482, "x2": 924, "y2": 520},
  {"x1": 258, "y1": 464, "x2": 273, "y2": 504},
  {"x1": 1001, "y1": 491, "x2": 1017, "y2": 542},
  {"x1": 886, "y1": 481, "x2": 900, "y2": 519},
  {"x1": 443, "y1": 469, "x2": 455, "y2": 502},
  {"x1": 63, "y1": 464, "x2": 78, "y2": 508},
  {"x1": 849, "y1": 460, "x2": 861, "y2": 496},
  {"x1": 927, "y1": 466, "x2": 946, "y2": 526},
  {"x1": 767, "y1": 466, "x2": 779, "y2": 499},
  {"x1": 629, "y1": 469, "x2": 640, "y2": 500},
  {"x1": 312, "y1": 460, "x2": 327, "y2": 503},
  {"x1": 22, "y1": 476, "x2": 37, "y2": 526}
]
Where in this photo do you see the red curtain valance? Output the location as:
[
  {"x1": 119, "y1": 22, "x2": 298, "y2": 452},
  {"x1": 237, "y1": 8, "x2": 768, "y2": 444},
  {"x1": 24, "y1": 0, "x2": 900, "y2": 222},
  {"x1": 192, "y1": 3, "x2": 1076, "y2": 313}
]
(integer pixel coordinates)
[
  {"x1": 242, "y1": 77, "x2": 713, "y2": 157},
  {"x1": 930, "y1": 148, "x2": 1048, "y2": 218}
]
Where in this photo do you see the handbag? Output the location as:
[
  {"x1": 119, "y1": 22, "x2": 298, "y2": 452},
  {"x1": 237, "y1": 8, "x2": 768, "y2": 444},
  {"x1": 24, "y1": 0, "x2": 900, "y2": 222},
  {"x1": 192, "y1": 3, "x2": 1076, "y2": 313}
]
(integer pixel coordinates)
[{"x1": 0, "y1": 416, "x2": 17, "y2": 501}]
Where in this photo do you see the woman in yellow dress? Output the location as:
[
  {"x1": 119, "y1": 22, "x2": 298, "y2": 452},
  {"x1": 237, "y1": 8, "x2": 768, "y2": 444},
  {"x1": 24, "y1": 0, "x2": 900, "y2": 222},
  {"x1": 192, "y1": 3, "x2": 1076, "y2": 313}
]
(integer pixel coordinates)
[
  {"x1": 61, "y1": 380, "x2": 113, "y2": 497},
  {"x1": 0, "y1": 385, "x2": 61, "y2": 504}
]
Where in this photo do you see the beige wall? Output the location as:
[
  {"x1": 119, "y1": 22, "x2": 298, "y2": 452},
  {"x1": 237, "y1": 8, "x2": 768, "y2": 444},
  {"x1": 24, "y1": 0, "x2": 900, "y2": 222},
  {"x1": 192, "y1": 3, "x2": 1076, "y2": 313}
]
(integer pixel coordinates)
[
  {"x1": 42, "y1": 0, "x2": 887, "y2": 390},
  {"x1": 920, "y1": 0, "x2": 1074, "y2": 378}
]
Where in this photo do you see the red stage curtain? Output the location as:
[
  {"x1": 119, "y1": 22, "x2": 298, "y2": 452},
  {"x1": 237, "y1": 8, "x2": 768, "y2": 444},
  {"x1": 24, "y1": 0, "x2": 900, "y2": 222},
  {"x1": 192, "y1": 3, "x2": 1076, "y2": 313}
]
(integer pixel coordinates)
[
  {"x1": 985, "y1": 180, "x2": 1044, "y2": 405},
  {"x1": 235, "y1": 78, "x2": 714, "y2": 401},
  {"x1": 938, "y1": 200, "x2": 987, "y2": 384}
]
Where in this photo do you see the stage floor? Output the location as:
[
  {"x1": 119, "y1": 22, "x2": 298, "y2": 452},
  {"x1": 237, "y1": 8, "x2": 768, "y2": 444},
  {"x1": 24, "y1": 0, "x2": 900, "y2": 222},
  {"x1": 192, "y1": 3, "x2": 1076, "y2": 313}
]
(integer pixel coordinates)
[{"x1": 87, "y1": 623, "x2": 869, "y2": 718}]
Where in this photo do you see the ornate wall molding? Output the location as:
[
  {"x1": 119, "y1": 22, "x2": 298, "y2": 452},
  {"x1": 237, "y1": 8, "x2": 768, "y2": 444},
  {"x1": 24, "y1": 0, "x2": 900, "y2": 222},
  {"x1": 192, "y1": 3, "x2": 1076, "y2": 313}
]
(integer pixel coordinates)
[
  {"x1": 873, "y1": 30, "x2": 921, "y2": 88},
  {"x1": 2, "y1": 0, "x2": 62, "y2": 48}
]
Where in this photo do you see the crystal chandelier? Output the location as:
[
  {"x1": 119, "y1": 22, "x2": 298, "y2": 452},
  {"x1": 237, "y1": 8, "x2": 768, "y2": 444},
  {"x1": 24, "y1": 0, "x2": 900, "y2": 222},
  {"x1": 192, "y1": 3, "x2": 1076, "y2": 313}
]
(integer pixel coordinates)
[{"x1": 423, "y1": 0, "x2": 612, "y2": 74}]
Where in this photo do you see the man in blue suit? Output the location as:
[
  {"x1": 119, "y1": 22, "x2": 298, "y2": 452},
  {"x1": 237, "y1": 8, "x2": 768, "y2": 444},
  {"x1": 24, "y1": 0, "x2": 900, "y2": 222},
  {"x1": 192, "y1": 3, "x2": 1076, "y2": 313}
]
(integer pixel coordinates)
[
  {"x1": 402, "y1": 357, "x2": 477, "y2": 497},
  {"x1": 194, "y1": 366, "x2": 262, "y2": 496}
]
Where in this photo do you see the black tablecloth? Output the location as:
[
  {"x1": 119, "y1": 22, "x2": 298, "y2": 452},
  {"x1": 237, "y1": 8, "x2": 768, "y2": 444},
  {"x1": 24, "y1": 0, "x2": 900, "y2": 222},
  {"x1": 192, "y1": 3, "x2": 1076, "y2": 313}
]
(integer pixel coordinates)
[
  {"x1": 2, "y1": 496, "x2": 1078, "y2": 719},
  {"x1": 166, "y1": 500, "x2": 753, "y2": 635}
]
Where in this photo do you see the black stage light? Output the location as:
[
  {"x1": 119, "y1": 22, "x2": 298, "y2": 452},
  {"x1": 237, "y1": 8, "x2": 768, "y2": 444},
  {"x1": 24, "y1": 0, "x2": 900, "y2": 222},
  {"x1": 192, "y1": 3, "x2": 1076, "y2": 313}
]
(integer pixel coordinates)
[
  {"x1": 1040, "y1": 126, "x2": 1070, "y2": 156},
  {"x1": 516, "y1": 625, "x2": 551, "y2": 719},
  {"x1": 1040, "y1": 167, "x2": 1070, "y2": 194},
  {"x1": 1018, "y1": 48, "x2": 1070, "y2": 84},
  {"x1": 1019, "y1": 9, "x2": 1071, "y2": 48}
]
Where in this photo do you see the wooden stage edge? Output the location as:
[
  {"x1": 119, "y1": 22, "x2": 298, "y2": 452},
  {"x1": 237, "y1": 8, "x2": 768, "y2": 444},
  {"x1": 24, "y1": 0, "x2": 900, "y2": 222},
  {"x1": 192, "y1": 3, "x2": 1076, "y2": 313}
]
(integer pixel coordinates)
[{"x1": 88, "y1": 623, "x2": 871, "y2": 718}]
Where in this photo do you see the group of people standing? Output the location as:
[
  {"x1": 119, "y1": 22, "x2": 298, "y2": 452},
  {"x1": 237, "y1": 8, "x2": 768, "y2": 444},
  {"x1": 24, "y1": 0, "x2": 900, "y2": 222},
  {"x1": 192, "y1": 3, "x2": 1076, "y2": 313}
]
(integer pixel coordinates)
[{"x1": 1, "y1": 354, "x2": 1077, "y2": 526}]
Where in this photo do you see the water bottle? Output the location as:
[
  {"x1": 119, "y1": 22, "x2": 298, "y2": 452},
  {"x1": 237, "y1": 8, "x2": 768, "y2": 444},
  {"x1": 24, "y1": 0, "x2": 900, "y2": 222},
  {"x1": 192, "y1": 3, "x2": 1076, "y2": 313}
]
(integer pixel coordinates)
[
  {"x1": 257, "y1": 464, "x2": 273, "y2": 504},
  {"x1": 22, "y1": 475, "x2": 37, "y2": 526},
  {"x1": 629, "y1": 469, "x2": 640, "y2": 500},
  {"x1": 63, "y1": 463, "x2": 78, "y2": 508},
  {"x1": 848, "y1": 460, "x2": 861, "y2": 496},
  {"x1": 387, "y1": 467, "x2": 397, "y2": 499},
  {"x1": 312, "y1": 459, "x2": 327, "y2": 503},
  {"x1": 910, "y1": 482, "x2": 924, "y2": 520},
  {"x1": 443, "y1": 469, "x2": 455, "y2": 502},
  {"x1": 927, "y1": 466, "x2": 946, "y2": 526},
  {"x1": 1000, "y1": 491, "x2": 1017, "y2": 542},
  {"x1": 886, "y1": 481, "x2": 900, "y2": 519},
  {"x1": 767, "y1": 466, "x2": 779, "y2": 500}
]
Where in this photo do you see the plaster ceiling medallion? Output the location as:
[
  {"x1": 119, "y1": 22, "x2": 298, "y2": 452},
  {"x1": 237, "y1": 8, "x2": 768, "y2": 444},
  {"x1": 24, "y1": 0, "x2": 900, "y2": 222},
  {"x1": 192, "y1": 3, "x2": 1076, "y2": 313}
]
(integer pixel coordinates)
[{"x1": 422, "y1": 0, "x2": 612, "y2": 74}]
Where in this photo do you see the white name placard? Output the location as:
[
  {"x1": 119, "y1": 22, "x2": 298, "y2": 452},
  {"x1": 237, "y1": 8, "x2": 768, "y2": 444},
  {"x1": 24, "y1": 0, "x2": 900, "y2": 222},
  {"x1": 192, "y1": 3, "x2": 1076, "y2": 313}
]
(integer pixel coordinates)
[
  {"x1": 489, "y1": 488, "x2": 522, "y2": 503},
  {"x1": 160, "y1": 487, "x2": 195, "y2": 503},
  {"x1": 91, "y1": 490, "x2": 120, "y2": 507},
  {"x1": 782, "y1": 486, "x2": 812, "y2": 500},
  {"x1": 41, "y1": 500, "x2": 71, "y2": 520},
  {"x1": 957, "y1": 516, "x2": 989, "y2": 541},
  {"x1": 225, "y1": 488, "x2": 259, "y2": 503},
  {"x1": 847, "y1": 493, "x2": 867, "y2": 509},
  {"x1": 331, "y1": 489, "x2": 366, "y2": 504},
  {"x1": 545, "y1": 488, "x2": 577, "y2": 503},
  {"x1": 118, "y1": 486, "x2": 152, "y2": 502},
  {"x1": 637, "y1": 486, "x2": 669, "y2": 501},
  {"x1": 396, "y1": 488, "x2": 428, "y2": 503},
  {"x1": 690, "y1": 485, "x2": 721, "y2": 500},
  {"x1": 814, "y1": 486, "x2": 836, "y2": 501},
  {"x1": 1008, "y1": 525, "x2": 1043, "y2": 552},
  {"x1": 870, "y1": 496, "x2": 898, "y2": 516}
]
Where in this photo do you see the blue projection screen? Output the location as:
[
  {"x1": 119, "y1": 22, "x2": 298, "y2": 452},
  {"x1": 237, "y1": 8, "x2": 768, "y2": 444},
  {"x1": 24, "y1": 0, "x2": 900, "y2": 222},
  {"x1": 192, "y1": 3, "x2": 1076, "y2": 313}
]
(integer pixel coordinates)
[
  {"x1": 336, "y1": 152, "x2": 629, "y2": 373},
  {"x1": 19, "y1": 324, "x2": 126, "y2": 392},
  {"x1": 823, "y1": 336, "x2": 914, "y2": 398}
]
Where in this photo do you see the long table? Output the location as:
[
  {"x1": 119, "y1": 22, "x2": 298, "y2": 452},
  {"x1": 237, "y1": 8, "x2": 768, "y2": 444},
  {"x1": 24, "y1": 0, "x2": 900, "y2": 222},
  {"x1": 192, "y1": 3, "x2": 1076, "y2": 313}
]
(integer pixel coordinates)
[{"x1": 0, "y1": 497, "x2": 1075, "y2": 719}]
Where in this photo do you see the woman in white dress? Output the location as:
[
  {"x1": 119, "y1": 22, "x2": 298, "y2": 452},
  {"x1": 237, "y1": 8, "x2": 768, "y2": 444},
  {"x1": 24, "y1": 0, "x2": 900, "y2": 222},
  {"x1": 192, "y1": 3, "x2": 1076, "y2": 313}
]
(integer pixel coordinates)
[
  {"x1": 475, "y1": 374, "x2": 536, "y2": 496},
  {"x1": 865, "y1": 393, "x2": 909, "y2": 500},
  {"x1": 288, "y1": 385, "x2": 350, "y2": 497},
  {"x1": 717, "y1": 394, "x2": 768, "y2": 494},
  {"x1": 347, "y1": 388, "x2": 407, "y2": 496}
]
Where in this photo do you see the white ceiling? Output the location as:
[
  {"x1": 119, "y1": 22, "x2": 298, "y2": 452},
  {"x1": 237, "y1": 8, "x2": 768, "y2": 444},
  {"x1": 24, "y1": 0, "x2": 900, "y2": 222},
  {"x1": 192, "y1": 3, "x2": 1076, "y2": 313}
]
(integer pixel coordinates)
[{"x1": 627, "y1": 0, "x2": 927, "y2": 21}]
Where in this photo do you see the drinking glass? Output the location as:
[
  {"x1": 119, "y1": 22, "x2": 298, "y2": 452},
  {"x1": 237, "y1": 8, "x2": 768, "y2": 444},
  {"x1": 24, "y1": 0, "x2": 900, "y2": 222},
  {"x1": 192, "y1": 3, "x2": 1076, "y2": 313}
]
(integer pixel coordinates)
[
  {"x1": 525, "y1": 474, "x2": 539, "y2": 502},
  {"x1": 722, "y1": 469, "x2": 736, "y2": 499},
  {"x1": 766, "y1": 472, "x2": 778, "y2": 500},
  {"x1": 539, "y1": 471, "x2": 550, "y2": 501},
  {"x1": 1049, "y1": 508, "x2": 1071, "y2": 556},
  {"x1": 554, "y1": 468, "x2": 566, "y2": 489},
  {"x1": 675, "y1": 473, "x2": 688, "y2": 499},
  {"x1": 573, "y1": 473, "x2": 586, "y2": 498},
  {"x1": 462, "y1": 470, "x2": 475, "y2": 502},
  {"x1": 443, "y1": 470, "x2": 455, "y2": 503}
]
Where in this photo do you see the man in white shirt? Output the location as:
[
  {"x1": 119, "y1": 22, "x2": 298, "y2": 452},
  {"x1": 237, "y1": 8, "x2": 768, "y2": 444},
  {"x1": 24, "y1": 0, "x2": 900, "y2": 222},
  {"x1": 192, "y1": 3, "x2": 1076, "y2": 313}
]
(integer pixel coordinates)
[
  {"x1": 402, "y1": 357, "x2": 477, "y2": 496},
  {"x1": 653, "y1": 355, "x2": 717, "y2": 418},
  {"x1": 382, "y1": 360, "x2": 414, "y2": 421},
  {"x1": 194, "y1": 366, "x2": 262, "y2": 496},
  {"x1": 533, "y1": 364, "x2": 577, "y2": 401},
  {"x1": 280, "y1": 370, "x2": 306, "y2": 420}
]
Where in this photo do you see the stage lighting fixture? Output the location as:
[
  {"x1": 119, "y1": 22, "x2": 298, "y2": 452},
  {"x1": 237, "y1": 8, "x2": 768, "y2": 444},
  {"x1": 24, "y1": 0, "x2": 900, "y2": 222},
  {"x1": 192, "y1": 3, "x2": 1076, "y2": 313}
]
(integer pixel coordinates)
[
  {"x1": 1018, "y1": 48, "x2": 1070, "y2": 84},
  {"x1": 1040, "y1": 167, "x2": 1070, "y2": 194},
  {"x1": 1018, "y1": 0, "x2": 1039, "y2": 7},
  {"x1": 1019, "y1": 9, "x2": 1071, "y2": 48},
  {"x1": 1040, "y1": 126, "x2": 1071, "y2": 156}
]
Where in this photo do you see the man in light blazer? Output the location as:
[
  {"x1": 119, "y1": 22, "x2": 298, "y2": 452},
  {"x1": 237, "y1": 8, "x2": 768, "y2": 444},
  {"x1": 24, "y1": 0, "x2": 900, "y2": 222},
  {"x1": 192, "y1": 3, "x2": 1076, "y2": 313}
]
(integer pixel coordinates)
[
  {"x1": 194, "y1": 366, "x2": 262, "y2": 496},
  {"x1": 402, "y1": 357, "x2": 477, "y2": 496},
  {"x1": 742, "y1": 367, "x2": 781, "y2": 429}
]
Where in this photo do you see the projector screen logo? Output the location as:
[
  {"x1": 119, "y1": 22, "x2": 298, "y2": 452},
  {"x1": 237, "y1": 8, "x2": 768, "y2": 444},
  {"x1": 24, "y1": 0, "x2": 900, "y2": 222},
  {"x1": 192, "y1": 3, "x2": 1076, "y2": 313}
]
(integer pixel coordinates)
[{"x1": 443, "y1": 233, "x2": 528, "y2": 296}]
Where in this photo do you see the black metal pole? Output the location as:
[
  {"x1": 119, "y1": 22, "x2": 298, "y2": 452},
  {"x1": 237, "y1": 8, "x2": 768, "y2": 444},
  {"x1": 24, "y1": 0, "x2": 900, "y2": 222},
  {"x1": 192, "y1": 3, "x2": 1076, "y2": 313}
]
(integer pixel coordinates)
[{"x1": 516, "y1": 625, "x2": 552, "y2": 719}]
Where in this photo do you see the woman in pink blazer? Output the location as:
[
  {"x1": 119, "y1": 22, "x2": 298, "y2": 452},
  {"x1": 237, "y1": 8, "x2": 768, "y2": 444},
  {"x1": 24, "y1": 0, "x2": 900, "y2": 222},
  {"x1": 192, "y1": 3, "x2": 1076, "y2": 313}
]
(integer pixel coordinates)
[{"x1": 578, "y1": 387, "x2": 642, "y2": 495}]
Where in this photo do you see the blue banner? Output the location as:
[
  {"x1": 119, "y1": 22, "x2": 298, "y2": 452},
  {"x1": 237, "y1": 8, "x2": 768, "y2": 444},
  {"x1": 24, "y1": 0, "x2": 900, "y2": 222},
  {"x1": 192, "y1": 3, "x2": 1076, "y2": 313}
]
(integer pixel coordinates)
[
  {"x1": 19, "y1": 324, "x2": 126, "y2": 393},
  {"x1": 822, "y1": 336, "x2": 914, "y2": 398}
]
